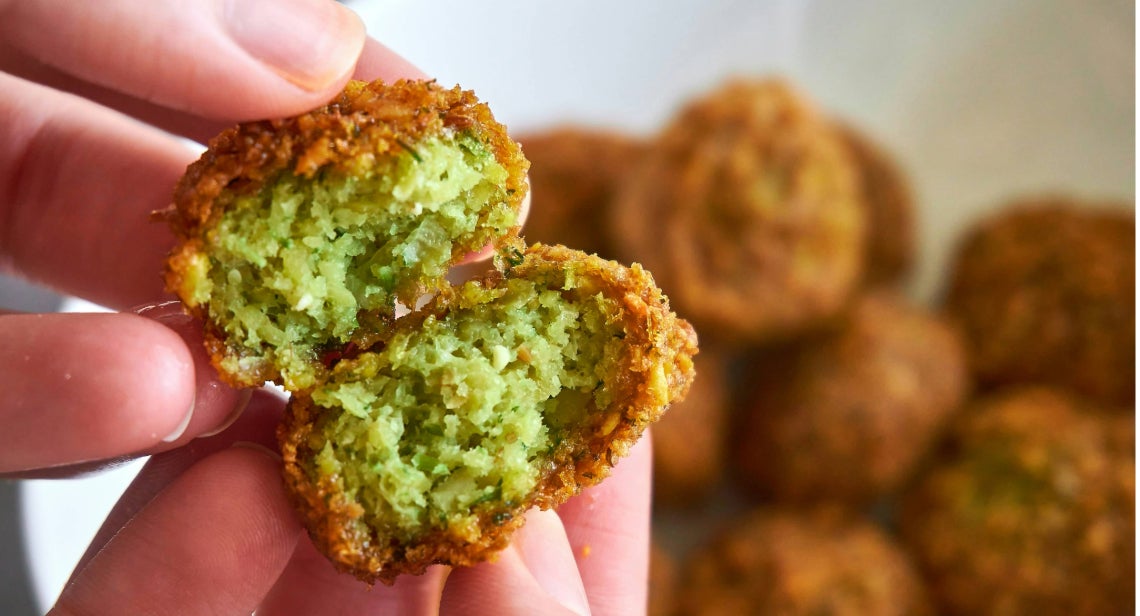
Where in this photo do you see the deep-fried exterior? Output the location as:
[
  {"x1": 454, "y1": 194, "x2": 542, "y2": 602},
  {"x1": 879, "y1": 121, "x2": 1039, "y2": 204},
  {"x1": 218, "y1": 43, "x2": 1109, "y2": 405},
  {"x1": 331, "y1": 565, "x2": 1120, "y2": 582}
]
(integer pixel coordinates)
[
  {"x1": 734, "y1": 291, "x2": 968, "y2": 505},
  {"x1": 165, "y1": 79, "x2": 529, "y2": 389},
  {"x1": 678, "y1": 509, "x2": 933, "y2": 616},
  {"x1": 837, "y1": 124, "x2": 916, "y2": 285},
  {"x1": 652, "y1": 348, "x2": 731, "y2": 507},
  {"x1": 899, "y1": 388, "x2": 1135, "y2": 616},
  {"x1": 280, "y1": 244, "x2": 698, "y2": 584},
  {"x1": 944, "y1": 199, "x2": 1135, "y2": 406},
  {"x1": 519, "y1": 128, "x2": 645, "y2": 259},
  {"x1": 649, "y1": 541, "x2": 678, "y2": 616},
  {"x1": 612, "y1": 79, "x2": 865, "y2": 343}
]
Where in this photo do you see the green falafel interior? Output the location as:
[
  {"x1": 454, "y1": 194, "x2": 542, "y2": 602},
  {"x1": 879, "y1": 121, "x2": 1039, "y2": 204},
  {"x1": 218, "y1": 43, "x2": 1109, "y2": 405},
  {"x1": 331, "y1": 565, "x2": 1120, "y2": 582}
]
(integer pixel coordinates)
[
  {"x1": 306, "y1": 274, "x2": 625, "y2": 541},
  {"x1": 181, "y1": 132, "x2": 516, "y2": 389}
]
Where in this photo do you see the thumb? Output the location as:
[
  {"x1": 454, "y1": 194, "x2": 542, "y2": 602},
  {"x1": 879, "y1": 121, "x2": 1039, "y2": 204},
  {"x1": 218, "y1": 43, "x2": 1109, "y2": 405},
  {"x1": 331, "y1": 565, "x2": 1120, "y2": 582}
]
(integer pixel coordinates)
[
  {"x1": 0, "y1": 0, "x2": 366, "y2": 119},
  {"x1": 441, "y1": 509, "x2": 592, "y2": 616}
]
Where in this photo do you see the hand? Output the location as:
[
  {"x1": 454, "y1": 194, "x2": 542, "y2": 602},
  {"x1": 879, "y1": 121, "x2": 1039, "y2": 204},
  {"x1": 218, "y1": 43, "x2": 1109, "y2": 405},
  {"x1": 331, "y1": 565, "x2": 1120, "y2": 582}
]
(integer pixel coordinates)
[{"x1": 0, "y1": 1, "x2": 646, "y2": 613}]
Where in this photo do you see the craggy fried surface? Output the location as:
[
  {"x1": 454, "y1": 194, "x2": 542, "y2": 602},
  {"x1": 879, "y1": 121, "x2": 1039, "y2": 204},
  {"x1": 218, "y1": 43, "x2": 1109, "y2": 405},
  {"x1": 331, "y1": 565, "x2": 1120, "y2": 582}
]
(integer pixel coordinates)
[
  {"x1": 612, "y1": 79, "x2": 865, "y2": 344},
  {"x1": 944, "y1": 198, "x2": 1135, "y2": 406},
  {"x1": 652, "y1": 348, "x2": 731, "y2": 507},
  {"x1": 678, "y1": 508, "x2": 933, "y2": 616},
  {"x1": 279, "y1": 243, "x2": 697, "y2": 584},
  {"x1": 734, "y1": 291, "x2": 968, "y2": 505},
  {"x1": 164, "y1": 79, "x2": 529, "y2": 387},
  {"x1": 837, "y1": 124, "x2": 916, "y2": 285},
  {"x1": 899, "y1": 388, "x2": 1135, "y2": 616},
  {"x1": 519, "y1": 128, "x2": 645, "y2": 259}
]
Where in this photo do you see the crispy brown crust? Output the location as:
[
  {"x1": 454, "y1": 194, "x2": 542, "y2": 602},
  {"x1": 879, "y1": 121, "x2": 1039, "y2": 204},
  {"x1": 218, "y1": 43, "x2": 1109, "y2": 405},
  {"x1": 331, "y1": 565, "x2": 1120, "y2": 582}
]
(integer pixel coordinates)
[
  {"x1": 611, "y1": 78, "x2": 865, "y2": 344},
  {"x1": 679, "y1": 508, "x2": 934, "y2": 616},
  {"x1": 837, "y1": 123, "x2": 916, "y2": 285},
  {"x1": 944, "y1": 198, "x2": 1134, "y2": 406},
  {"x1": 519, "y1": 127, "x2": 645, "y2": 259},
  {"x1": 279, "y1": 243, "x2": 697, "y2": 584},
  {"x1": 163, "y1": 79, "x2": 529, "y2": 387},
  {"x1": 733, "y1": 291, "x2": 969, "y2": 505},
  {"x1": 899, "y1": 388, "x2": 1135, "y2": 616}
]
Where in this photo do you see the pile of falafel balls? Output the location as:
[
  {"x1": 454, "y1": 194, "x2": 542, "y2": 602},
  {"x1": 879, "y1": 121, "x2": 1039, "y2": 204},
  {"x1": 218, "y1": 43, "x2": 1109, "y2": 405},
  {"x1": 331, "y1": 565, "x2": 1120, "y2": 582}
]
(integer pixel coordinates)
[{"x1": 520, "y1": 78, "x2": 1135, "y2": 616}]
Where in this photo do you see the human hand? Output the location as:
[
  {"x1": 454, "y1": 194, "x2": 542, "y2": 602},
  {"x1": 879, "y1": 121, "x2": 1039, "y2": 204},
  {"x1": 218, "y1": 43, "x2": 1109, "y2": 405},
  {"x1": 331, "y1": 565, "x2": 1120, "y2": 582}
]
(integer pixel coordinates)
[{"x1": 1, "y1": 1, "x2": 640, "y2": 613}]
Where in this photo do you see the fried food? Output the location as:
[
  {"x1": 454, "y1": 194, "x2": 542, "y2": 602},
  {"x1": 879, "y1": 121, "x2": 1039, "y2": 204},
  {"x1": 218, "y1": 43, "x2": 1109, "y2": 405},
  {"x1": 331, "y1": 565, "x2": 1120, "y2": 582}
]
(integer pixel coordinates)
[
  {"x1": 944, "y1": 198, "x2": 1135, "y2": 406},
  {"x1": 519, "y1": 127, "x2": 644, "y2": 259},
  {"x1": 733, "y1": 291, "x2": 968, "y2": 505},
  {"x1": 651, "y1": 348, "x2": 731, "y2": 507},
  {"x1": 280, "y1": 243, "x2": 698, "y2": 584},
  {"x1": 165, "y1": 79, "x2": 528, "y2": 390},
  {"x1": 899, "y1": 387, "x2": 1135, "y2": 616},
  {"x1": 837, "y1": 123, "x2": 916, "y2": 285},
  {"x1": 166, "y1": 79, "x2": 697, "y2": 584},
  {"x1": 678, "y1": 508, "x2": 933, "y2": 616},
  {"x1": 612, "y1": 78, "x2": 865, "y2": 343}
]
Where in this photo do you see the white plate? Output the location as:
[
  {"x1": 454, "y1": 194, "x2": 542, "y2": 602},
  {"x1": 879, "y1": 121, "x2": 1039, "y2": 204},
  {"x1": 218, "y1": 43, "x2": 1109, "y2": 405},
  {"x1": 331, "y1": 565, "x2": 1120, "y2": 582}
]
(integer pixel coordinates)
[{"x1": 22, "y1": 0, "x2": 1133, "y2": 610}]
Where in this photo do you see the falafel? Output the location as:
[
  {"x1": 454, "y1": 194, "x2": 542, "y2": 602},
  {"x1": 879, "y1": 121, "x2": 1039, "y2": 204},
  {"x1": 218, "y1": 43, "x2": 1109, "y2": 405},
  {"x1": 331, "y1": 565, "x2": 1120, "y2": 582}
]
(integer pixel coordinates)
[
  {"x1": 944, "y1": 198, "x2": 1134, "y2": 406},
  {"x1": 734, "y1": 291, "x2": 968, "y2": 505},
  {"x1": 899, "y1": 387, "x2": 1135, "y2": 616},
  {"x1": 611, "y1": 78, "x2": 866, "y2": 343},
  {"x1": 678, "y1": 508, "x2": 933, "y2": 616},
  {"x1": 519, "y1": 127, "x2": 644, "y2": 259}
]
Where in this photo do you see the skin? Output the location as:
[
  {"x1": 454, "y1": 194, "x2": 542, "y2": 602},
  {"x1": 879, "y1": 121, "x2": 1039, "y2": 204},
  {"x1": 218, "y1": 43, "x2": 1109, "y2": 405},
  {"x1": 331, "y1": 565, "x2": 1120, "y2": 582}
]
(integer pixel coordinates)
[{"x1": 0, "y1": 1, "x2": 649, "y2": 614}]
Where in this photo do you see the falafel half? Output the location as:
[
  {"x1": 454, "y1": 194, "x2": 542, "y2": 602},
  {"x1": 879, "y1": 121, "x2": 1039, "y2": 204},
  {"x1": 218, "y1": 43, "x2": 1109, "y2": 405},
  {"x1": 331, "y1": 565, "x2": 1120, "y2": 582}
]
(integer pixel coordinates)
[
  {"x1": 280, "y1": 243, "x2": 697, "y2": 583},
  {"x1": 165, "y1": 79, "x2": 529, "y2": 390}
]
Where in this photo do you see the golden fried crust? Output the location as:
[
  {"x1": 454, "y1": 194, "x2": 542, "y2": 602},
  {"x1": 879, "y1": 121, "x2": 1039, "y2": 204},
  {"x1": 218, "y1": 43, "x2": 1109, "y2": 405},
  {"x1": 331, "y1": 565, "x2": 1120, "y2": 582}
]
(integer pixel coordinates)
[
  {"x1": 944, "y1": 198, "x2": 1134, "y2": 406},
  {"x1": 733, "y1": 291, "x2": 969, "y2": 505},
  {"x1": 279, "y1": 243, "x2": 697, "y2": 584},
  {"x1": 651, "y1": 348, "x2": 731, "y2": 507},
  {"x1": 611, "y1": 79, "x2": 866, "y2": 344},
  {"x1": 163, "y1": 79, "x2": 529, "y2": 388},
  {"x1": 519, "y1": 128, "x2": 645, "y2": 259},
  {"x1": 899, "y1": 388, "x2": 1135, "y2": 616},
  {"x1": 679, "y1": 508, "x2": 933, "y2": 616},
  {"x1": 836, "y1": 124, "x2": 916, "y2": 285}
]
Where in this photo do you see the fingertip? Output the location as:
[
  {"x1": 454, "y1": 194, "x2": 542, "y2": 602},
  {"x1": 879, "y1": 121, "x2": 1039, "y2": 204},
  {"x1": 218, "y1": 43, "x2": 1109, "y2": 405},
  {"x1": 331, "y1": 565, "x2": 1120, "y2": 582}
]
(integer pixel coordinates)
[{"x1": 134, "y1": 301, "x2": 249, "y2": 445}]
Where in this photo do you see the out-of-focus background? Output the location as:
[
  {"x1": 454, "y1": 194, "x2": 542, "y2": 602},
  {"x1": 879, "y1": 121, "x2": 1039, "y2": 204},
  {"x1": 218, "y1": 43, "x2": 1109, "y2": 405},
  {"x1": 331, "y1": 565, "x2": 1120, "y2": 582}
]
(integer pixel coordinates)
[{"x1": 3, "y1": 0, "x2": 1133, "y2": 613}]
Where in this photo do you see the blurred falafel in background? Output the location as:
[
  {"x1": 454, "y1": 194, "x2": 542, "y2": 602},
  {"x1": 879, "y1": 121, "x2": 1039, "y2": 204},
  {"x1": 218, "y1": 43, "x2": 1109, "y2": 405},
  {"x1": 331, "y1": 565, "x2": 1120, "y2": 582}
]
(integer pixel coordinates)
[
  {"x1": 944, "y1": 198, "x2": 1135, "y2": 406},
  {"x1": 900, "y1": 387, "x2": 1134, "y2": 616}
]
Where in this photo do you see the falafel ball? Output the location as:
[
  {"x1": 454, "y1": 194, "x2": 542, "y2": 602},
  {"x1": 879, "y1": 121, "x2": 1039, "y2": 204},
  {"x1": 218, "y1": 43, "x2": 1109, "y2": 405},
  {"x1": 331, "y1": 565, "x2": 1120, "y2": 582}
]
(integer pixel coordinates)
[
  {"x1": 651, "y1": 348, "x2": 732, "y2": 507},
  {"x1": 280, "y1": 243, "x2": 698, "y2": 584},
  {"x1": 944, "y1": 198, "x2": 1135, "y2": 406},
  {"x1": 165, "y1": 79, "x2": 529, "y2": 390},
  {"x1": 611, "y1": 78, "x2": 866, "y2": 343},
  {"x1": 899, "y1": 387, "x2": 1135, "y2": 616},
  {"x1": 734, "y1": 291, "x2": 968, "y2": 505},
  {"x1": 837, "y1": 123, "x2": 916, "y2": 285},
  {"x1": 519, "y1": 127, "x2": 644, "y2": 259},
  {"x1": 678, "y1": 508, "x2": 933, "y2": 616}
]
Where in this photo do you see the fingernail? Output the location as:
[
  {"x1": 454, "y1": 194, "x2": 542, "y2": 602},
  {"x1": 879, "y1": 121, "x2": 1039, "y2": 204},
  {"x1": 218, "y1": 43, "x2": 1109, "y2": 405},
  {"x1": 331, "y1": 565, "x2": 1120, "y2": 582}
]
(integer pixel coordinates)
[
  {"x1": 515, "y1": 510, "x2": 592, "y2": 616},
  {"x1": 223, "y1": 0, "x2": 366, "y2": 92},
  {"x1": 231, "y1": 441, "x2": 283, "y2": 462},
  {"x1": 162, "y1": 392, "x2": 195, "y2": 443},
  {"x1": 198, "y1": 388, "x2": 253, "y2": 438}
]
